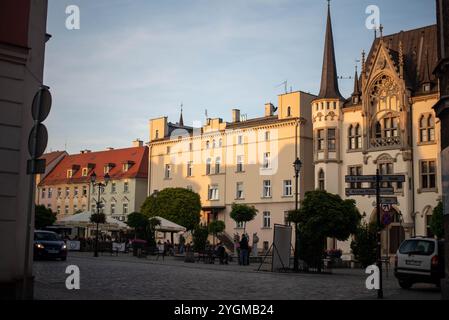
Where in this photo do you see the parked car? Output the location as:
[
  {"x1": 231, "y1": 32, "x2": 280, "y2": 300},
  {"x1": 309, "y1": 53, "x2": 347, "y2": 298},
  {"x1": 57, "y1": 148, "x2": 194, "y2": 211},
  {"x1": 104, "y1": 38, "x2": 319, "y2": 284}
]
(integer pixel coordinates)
[
  {"x1": 394, "y1": 237, "x2": 445, "y2": 289},
  {"x1": 34, "y1": 230, "x2": 68, "y2": 261}
]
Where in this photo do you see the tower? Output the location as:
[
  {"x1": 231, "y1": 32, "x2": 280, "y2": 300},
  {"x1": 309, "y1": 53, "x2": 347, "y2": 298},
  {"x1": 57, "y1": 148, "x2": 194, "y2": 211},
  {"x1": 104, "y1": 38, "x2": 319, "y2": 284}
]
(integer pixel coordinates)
[{"x1": 311, "y1": 2, "x2": 344, "y2": 194}]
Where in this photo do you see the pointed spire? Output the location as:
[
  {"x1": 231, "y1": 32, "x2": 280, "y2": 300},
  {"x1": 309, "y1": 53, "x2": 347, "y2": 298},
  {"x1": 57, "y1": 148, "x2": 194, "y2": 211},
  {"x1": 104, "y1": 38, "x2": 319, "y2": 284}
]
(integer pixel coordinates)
[
  {"x1": 317, "y1": 1, "x2": 343, "y2": 100},
  {"x1": 179, "y1": 103, "x2": 184, "y2": 126},
  {"x1": 422, "y1": 49, "x2": 431, "y2": 84},
  {"x1": 352, "y1": 65, "x2": 361, "y2": 97}
]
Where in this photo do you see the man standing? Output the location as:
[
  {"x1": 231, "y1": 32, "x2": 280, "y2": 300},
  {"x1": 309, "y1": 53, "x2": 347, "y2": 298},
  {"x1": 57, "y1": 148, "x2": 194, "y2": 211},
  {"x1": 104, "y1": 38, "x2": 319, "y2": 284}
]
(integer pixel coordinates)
[{"x1": 239, "y1": 234, "x2": 249, "y2": 266}]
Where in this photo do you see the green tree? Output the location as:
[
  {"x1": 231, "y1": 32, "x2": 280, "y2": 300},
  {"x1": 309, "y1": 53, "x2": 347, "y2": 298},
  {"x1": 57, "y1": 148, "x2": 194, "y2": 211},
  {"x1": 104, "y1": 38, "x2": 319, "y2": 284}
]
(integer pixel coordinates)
[
  {"x1": 294, "y1": 190, "x2": 361, "y2": 271},
  {"x1": 141, "y1": 188, "x2": 201, "y2": 231},
  {"x1": 127, "y1": 212, "x2": 149, "y2": 239},
  {"x1": 90, "y1": 212, "x2": 106, "y2": 224},
  {"x1": 230, "y1": 203, "x2": 258, "y2": 232},
  {"x1": 350, "y1": 222, "x2": 378, "y2": 268},
  {"x1": 34, "y1": 205, "x2": 56, "y2": 230},
  {"x1": 208, "y1": 220, "x2": 225, "y2": 245},
  {"x1": 430, "y1": 201, "x2": 444, "y2": 239},
  {"x1": 192, "y1": 225, "x2": 209, "y2": 252}
]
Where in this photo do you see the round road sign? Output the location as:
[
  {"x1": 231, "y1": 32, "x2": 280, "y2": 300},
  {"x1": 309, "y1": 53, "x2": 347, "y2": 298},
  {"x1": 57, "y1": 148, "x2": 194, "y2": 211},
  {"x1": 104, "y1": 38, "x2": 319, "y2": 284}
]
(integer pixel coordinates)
[
  {"x1": 28, "y1": 124, "x2": 48, "y2": 158},
  {"x1": 31, "y1": 87, "x2": 52, "y2": 122}
]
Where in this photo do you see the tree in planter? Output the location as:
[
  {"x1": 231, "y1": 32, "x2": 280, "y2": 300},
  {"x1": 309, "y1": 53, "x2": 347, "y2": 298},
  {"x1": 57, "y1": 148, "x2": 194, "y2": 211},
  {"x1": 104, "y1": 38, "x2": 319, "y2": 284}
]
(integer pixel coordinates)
[
  {"x1": 90, "y1": 212, "x2": 106, "y2": 257},
  {"x1": 141, "y1": 188, "x2": 201, "y2": 231},
  {"x1": 230, "y1": 203, "x2": 258, "y2": 233},
  {"x1": 192, "y1": 225, "x2": 209, "y2": 252},
  {"x1": 292, "y1": 190, "x2": 361, "y2": 272},
  {"x1": 34, "y1": 205, "x2": 56, "y2": 230},
  {"x1": 208, "y1": 220, "x2": 225, "y2": 246},
  {"x1": 429, "y1": 201, "x2": 444, "y2": 239},
  {"x1": 127, "y1": 212, "x2": 149, "y2": 239},
  {"x1": 350, "y1": 222, "x2": 378, "y2": 268}
]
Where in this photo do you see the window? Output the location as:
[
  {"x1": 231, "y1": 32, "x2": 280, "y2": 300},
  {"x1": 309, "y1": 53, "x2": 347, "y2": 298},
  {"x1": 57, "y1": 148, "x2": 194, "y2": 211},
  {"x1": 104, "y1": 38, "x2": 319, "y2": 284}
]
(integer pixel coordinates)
[
  {"x1": 318, "y1": 169, "x2": 325, "y2": 190},
  {"x1": 103, "y1": 166, "x2": 110, "y2": 174},
  {"x1": 283, "y1": 180, "x2": 292, "y2": 196},
  {"x1": 189, "y1": 142, "x2": 193, "y2": 152},
  {"x1": 187, "y1": 161, "x2": 193, "y2": 177},
  {"x1": 67, "y1": 170, "x2": 73, "y2": 178},
  {"x1": 327, "y1": 128, "x2": 336, "y2": 151},
  {"x1": 206, "y1": 158, "x2": 212, "y2": 175},
  {"x1": 57, "y1": 188, "x2": 62, "y2": 198},
  {"x1": 166, "y1": 146, "x2": 171, "y2": 154},
  {"x1": 419, "y1": 114, "x2": 435, "y2": 143},
  {"x1": 317, "y1": 129, "x2": 325, "y2": 151},
  {"x1": 236, "y1": 221, "x2": 244, "y2": 229},
  {"x1": 287, "y1": 106, "x2": 291, "y2": 117},
  {"x1": 165, "y1": 164, "x2": 171, "y2": 179},
  {"x1": 123, "y1": 203, "x2": 128, "y2": 214},
  {"x1": 64, "y1": 205, "x2": 69, "y2": 215},
  {"x1": 111, "y1": 203, "x2": 116, "y2": 215},
  {"x1": 262, "y1": 152, "x2": 270, "y2": 169},
  {"x1": 349, "y1": 124, "x2": 362, "y2": 150},
  {"x1": 74, "y1": 187, "x2": 79, "y2": 197},
  {"x1": 82, "y1": 186, "x2": 87, "y2": 196},
  {"x1": 215, "y1": 157, "x2": 221, "y2": 174},
  {"x1": 378, "y1": 162, "x2": 395, "y2": 188},
  {"x1": 236, "y1": 182, "x2": 244, "y2": 199},
  {"x1": 212, "y1": 140, "x2": 216, "y2": 148},
  {"x1": 124, "y1": 182, "x2": 129, "y2": 193},
  {"x1": 236, "y1": 155, "x2": 244, "y2": 172},
  {"x1": 219, "y1": 139, "x2": 223, "y2": 147},
  {"x1": 82, "y1": 168, "x2": 88, "y2": 177},
  {"x1": 57, "y1": 206, "x2": 61, "y2": 215},
  {"x1": 380, "y1": 114, "x2": 399, "y2": 138},
  {"x1": 263, "y1": 212, "x2": 271, "y2": 228},
  {"x1": 265, "y1": 131, "x2": 270, "y2": 141},
  {"x1": 420, "y1": 160, "x2": 436, "y2": 190},
  {"x1": 263, "y1": 180, "x2": 271, "y2": 198},
  {"x1": 111, "y1": 182, "x2": 116, "y2": 193},
  {"x1": 348, "y1": 166, "x2": 363, "y2": 189},
  {"x1": 238, "y1": 135, "x2": 243, "y2": 145},
  {"x1": 206, "y1": 141, "x2": 210, "y2": 149},
  {"x1": 65, "y1": 187, "x2": 70, "y2": 197},
  {"x1": 208, "y1": 185, "x2": 219, "y2": 200},
  {"x1": 41, "y1": 188, "x2": 46, "y2": 199},
  {"x1": 73, "y1": 204, "x2": 77, "y2": 213},
  {"x1": 155, "y1": 130, "x2": 159, "y2": 139}
]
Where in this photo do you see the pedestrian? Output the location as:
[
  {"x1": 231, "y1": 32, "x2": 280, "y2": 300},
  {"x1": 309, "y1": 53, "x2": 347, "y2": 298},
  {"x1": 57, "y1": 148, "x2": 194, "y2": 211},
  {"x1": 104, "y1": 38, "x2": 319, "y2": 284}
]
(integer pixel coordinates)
[{"x1": 239, "y1": 234, "x2": 249, "y2": 266}]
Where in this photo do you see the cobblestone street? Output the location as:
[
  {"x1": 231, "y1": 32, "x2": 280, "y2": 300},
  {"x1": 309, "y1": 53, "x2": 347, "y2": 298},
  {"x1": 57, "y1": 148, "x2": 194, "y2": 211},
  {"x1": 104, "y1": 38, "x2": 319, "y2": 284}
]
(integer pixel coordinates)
[{"x1": 33, "y1": 252, "x2": 441, "y2": 300}]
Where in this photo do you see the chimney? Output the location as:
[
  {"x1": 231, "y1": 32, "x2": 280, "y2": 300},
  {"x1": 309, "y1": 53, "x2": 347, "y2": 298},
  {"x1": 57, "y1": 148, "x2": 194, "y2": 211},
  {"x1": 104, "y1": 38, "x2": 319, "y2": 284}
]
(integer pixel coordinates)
[
  {"x1": 106, "y1": 147, "x2": 114, "y2": 151},
  {"x1": 132, "y1": 139, "x2": 143, "y2": 147},
  {"x1": 80, "y1": 150, "x2": 91, "y2": 154},
  {"x1": 265, "y1": 103, "x2": 275, "y2": 117},
  {"x1": 232, "y1": 109, "x2": 240, "y2": 123}
]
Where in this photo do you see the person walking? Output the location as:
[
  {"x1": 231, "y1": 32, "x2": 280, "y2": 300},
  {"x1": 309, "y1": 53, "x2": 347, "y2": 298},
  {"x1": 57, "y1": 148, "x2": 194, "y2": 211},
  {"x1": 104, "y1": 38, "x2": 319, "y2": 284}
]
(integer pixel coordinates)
[{"x1": 239, "y1": 234, "x2": 249, "y2": 266}]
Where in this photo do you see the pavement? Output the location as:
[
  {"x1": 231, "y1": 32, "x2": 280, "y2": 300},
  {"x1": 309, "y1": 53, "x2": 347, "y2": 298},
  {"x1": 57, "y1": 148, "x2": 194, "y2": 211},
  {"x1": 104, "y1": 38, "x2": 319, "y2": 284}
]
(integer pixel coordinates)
[{"x1": 33, "y1": 252, "x2": 441, "y2": 300}]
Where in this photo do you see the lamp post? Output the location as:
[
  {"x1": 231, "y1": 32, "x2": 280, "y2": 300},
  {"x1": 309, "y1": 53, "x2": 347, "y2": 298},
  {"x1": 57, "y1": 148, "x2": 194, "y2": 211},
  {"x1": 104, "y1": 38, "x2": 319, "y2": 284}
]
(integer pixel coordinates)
[
  {"x1": 293, "y1": 157, "x2": 302, "y2": 271},
  {"x1": 90, "y1": 172, "x2": 110, "y2": 257}
]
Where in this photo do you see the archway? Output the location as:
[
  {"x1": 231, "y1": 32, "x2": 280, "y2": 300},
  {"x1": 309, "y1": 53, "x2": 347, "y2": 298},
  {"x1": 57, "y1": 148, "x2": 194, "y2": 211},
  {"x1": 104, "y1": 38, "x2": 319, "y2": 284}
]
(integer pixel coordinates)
[{"x1": 370, "y1": 206, "x2": 405, "y2": 256}]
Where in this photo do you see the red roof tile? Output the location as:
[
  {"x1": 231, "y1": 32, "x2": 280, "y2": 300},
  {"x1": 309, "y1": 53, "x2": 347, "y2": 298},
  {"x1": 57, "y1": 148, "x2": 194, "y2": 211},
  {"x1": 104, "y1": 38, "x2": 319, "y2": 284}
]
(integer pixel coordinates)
[
  {"x1": 39, "y1": 147, "x2": 148, "y2": 186},
  {"x1": 39, "y1": 151, "x2": 67, "y2": 166}
]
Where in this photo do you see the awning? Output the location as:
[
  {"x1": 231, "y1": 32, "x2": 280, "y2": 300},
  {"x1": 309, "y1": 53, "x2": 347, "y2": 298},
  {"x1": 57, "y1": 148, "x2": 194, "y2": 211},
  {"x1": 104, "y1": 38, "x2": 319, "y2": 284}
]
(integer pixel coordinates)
[
  {"x1": 152, "y1": 216, "x2": 186, "y2": 233},
  {"x1": 55, "y1": 212, "x2": 129, "y2": 230}
]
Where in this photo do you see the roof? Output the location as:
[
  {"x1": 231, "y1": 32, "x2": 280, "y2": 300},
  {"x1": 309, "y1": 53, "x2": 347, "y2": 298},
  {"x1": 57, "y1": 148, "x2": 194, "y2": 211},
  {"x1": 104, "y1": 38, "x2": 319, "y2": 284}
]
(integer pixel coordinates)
[
  {"x1": 317, "y1": 4, "x2": 344, "y2": 100},
  {"x1": 39, "y1": 146, "x2": 148, "y2": 186},
  {"x1": 365, "y1": 24, "x2": 438, "y2": 94},
  {"x1": 39, "y1": 151, "x2": 67, "y2": 166}
]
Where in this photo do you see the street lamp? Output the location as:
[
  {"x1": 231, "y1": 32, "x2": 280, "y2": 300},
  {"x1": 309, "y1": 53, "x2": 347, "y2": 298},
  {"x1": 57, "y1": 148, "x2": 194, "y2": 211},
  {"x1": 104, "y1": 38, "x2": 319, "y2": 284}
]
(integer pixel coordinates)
[
  {"x1": 91, "y1": 172, "x2": 110, "y2": 257},
  {"x1": 293, "y1": 157, "x2": 302, "y2": 271}
]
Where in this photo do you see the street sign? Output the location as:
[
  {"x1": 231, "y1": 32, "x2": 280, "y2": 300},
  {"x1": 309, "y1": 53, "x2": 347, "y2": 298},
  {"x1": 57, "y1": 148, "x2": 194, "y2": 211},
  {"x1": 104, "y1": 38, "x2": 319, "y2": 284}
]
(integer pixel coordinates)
[
  {"x1": 345, "y1": 188, "x2": 394, "y2": 196},
  {"x1": 380, "y1": 197, "x2": 398, "y2": 205},
  {"x1": 31, "y1": 87, "x2": 52, "y2": 122},
  {"x1": 345, "y1": 175, "x2": 405, "y2": 183},
  {"x1": 28, "y1": 124, "x2": 48, "y2": 158}
]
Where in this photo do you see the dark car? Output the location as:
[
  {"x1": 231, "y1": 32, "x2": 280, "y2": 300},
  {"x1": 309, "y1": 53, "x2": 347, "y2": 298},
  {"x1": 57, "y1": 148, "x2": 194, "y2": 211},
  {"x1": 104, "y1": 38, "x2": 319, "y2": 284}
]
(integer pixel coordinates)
[{"x1": 34, "y1": 230, "x2": 68, "y2": 261}]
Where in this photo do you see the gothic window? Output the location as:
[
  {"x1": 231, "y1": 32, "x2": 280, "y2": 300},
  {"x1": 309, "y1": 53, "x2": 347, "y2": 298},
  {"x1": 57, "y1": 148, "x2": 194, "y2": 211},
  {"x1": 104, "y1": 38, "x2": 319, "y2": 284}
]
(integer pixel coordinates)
[
  {"x1": 317, "y1": 129, "x2": 325, "y2": 151},
  {"x1": 349, "y1": 124, "x2": 362, "y2": 150},
  {"x1": 318, "y1": 169, "x2": 325, "y2": 191},
  {"x1": 419, "y1": 114, "x2": 435, "y2": 143},
  {"x1": 327, "y1": 128, "x2": 336, "y2": 151},
  {"x1": 420, "y1": 160, "x2": 437, "y2": 191}
]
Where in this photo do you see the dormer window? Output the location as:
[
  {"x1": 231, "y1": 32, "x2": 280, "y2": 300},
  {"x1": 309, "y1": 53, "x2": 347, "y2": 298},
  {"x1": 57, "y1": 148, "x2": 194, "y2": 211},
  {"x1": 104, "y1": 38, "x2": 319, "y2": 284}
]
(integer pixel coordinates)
[
  {"x1": 423, "y1": 83, "x2": 431, "y2": 92},
  {"x1": 67, "y1": 170, "x2": 73, "y2": 178},
  {"x1": 155, "y1": 130, "x2": 159, "y2": 139},
  {"x1": 122, "y1": 161, "x2": 135, "y2": 172},
  {"x1": 104, "y1": 163, "x2": 115, "y2": 174},
  {"x1": 82, "y1": 168, "x2": 88, "y2": 177}
]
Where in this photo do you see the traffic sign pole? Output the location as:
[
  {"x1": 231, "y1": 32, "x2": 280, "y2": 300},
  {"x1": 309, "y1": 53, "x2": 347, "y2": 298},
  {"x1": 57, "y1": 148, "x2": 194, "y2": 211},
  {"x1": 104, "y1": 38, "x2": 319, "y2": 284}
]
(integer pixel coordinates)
[{"x1": 376, "y1": 169, "x2": 383, "y2": 299}]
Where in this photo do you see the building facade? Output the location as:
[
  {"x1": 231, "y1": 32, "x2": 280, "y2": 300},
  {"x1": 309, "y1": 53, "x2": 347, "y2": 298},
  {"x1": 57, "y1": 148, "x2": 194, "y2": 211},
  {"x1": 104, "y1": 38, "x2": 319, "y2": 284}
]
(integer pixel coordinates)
[
  {"x1": 0, "y1": 0, "x2": 49, "y2": 299},
  {"x1": 148, "y1": 92, "x2": 315, "y2": 251},
  {"x1": 37, "y1": 141, "x2": 148, "y2": 223},
  {"x1": 313, "y1": 5, "x2": 442, "y2": 257}
]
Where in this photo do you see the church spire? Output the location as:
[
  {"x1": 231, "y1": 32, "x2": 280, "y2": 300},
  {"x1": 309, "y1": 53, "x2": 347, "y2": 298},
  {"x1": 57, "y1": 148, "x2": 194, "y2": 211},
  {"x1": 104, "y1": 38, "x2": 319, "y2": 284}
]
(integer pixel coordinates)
[
  {"x1": 351, "y1": 65, "x2": 361, "y2": 104},
  {"x1": 179, "y1": 104, "x2": 184, "y2": 126},
  {"x1": 317, "y1": 1, "x2": 343, "y2": 100}
]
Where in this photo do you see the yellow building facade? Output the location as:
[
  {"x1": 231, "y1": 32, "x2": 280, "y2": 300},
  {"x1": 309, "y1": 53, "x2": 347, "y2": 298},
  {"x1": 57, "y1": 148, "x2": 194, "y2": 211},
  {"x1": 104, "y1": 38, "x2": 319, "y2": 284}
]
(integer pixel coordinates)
[{"x1": 148, "y1": 91, "x2": 315, "y2": 251}]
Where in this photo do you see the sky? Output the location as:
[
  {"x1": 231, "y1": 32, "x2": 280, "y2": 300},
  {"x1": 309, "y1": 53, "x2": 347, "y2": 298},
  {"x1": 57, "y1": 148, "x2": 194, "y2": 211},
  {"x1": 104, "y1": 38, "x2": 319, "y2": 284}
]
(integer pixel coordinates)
[{"x1": 44, "y1": 0, "x2": 436, "y2": 154}]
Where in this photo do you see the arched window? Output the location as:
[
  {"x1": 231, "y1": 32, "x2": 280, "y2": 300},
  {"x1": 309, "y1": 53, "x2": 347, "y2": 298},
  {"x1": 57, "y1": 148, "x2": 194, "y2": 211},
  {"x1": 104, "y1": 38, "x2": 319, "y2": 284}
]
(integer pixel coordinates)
[
  {"x1": 215, "y1": 157, "x2": 221, "y2": 174},
  {"x1": 206, "y1": 141, "x2": 210, "y2": 149},
  {"x1": 318, "y1": 169, "x2": 325, "y2": 191},
  {"x1": 355, "y1": 124, "x2": 362, "y2": 149},
  {"x1": 287, "y1": 106, "x2": 291, "y2": 117},
  {"x1": 348, "y1": 125, "x2": 355, "y2": 150},
  {"x1": 206, "y1": 158, "x2": 211, "y2": 175},
  {"x1": 219, "y1": 139, "x2": 223, "y2": 147},
  {"x1": 419, "y1": 114, "x2": 435, "y2": 143},
  {"x1": 375, "y1": 122, "x2": 382, "y2": 139},
  {"x1": 212, "y1": 140, "x2": 216, "y2": 148}
]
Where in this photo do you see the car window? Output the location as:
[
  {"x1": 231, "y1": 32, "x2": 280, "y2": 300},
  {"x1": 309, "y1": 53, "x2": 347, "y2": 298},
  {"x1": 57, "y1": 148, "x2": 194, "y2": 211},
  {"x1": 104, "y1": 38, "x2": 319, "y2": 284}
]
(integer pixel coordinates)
[
  {"x1": 34, "y1": 232, "x2": 59, "y2": 241},
  {"x1": 399, "y1": 240, "x2": 435, "y2": 256}
]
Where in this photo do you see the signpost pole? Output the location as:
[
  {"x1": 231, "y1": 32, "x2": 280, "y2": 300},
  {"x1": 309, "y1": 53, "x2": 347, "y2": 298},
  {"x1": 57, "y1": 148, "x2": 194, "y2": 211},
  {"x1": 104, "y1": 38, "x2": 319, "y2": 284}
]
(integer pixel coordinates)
[{"x1": 376, "y1": 169, "x2": 383, "y2": 299}]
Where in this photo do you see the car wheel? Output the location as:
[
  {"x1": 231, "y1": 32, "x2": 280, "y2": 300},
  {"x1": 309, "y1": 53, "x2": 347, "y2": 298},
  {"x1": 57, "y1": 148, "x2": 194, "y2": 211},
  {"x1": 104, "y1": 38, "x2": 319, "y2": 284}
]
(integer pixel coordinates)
[{"x1": 398, "y1": 280, "x2": 412, "y2": 289}]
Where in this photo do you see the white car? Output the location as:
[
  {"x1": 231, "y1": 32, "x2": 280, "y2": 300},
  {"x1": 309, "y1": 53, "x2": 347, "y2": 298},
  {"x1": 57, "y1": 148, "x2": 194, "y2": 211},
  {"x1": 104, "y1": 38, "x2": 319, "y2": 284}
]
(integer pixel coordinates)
[{"x1": 394, "y1": 237, "x2": 445, "y2": 289}]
